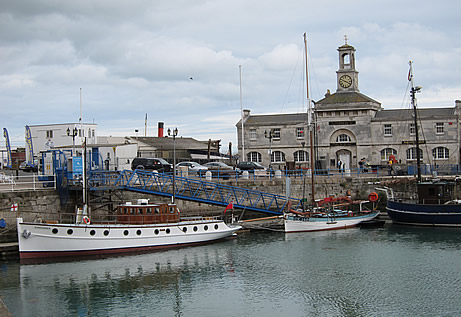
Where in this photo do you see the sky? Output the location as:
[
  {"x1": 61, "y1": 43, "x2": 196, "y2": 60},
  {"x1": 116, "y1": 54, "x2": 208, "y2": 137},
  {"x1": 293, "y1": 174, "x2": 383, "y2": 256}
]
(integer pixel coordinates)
[{"x1": 1, "y1": 0, "x2": 460, "y2": 151}]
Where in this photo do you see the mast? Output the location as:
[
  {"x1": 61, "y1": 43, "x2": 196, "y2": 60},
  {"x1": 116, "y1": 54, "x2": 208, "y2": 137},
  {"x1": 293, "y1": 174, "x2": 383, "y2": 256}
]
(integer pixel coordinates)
[
  {"x1": 304, "y1": 33, "x2": 315, "y2": 206},
  {"x1": 80, "y1": 88, "x2": 88, "y2": 215},
  {"x1": 409, "y1": 61, "x2": 422, "y2": 183},
  {"x1": 239, "y1": 65, "x2": 245, "y2": 161}
]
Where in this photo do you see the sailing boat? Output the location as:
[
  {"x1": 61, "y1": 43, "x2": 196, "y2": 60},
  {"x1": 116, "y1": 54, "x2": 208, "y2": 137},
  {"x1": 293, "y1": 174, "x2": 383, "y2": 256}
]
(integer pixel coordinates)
[
  {"x1": 16, "y1": 93, "x2": 241, "y2": 260},
  {"x1": 379, "y1": 61, "x2": 461, "y2": 227},
  {"x1": 283, "y1": 34, "x2": 379, "y2": 233}
]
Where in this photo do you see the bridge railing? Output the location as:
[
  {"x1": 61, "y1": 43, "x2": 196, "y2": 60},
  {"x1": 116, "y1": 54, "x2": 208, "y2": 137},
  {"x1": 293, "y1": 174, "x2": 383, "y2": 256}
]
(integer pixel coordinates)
[{"x1": 90, "y1": 170, "x2": 301, "y2": 215}]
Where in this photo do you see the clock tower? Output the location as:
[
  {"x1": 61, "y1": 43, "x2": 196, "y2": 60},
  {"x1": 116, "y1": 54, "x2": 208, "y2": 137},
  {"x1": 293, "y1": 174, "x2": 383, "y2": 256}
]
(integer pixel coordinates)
[{"x1": 336, "y1": 36, "x2": 359, "y2": 92}]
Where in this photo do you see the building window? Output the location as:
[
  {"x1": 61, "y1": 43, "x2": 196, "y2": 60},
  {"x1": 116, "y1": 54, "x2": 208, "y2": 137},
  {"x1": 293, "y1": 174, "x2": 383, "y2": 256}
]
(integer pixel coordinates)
[
  {"x1": 406, "y1": 147, "x2": 423, "y2": 160},
  {"x1": 384, "y1": 124, "x2": 392, "y2": 137},
  {"x1": 294, "y1": 150, "x2": 309, "y2": 162},
  {"x1": 381, "y1": 148, "x2": 397, "y2": 161},
  {"x1": 409, "y1": 123, "x2": 416, "y2": 135},
  {"x1": 249, "y1": 129, "x2": 257, "y2": 140},
  {"x1": 46, "y1": 130, "x2": 53, "y2": 138},
  {"x1": 435, "y1": 123, "x2": 444, "y2": 134},
  {"x1": 271, "y1": 151, "x2": 285, "y2": 163},
  {"x1": 296, "y1": 127, "x2": 304, "y2": 139},
  {"x1": 336, "y1": 134, "x2": 351, "y2": 143},
  {"x1": 432, "y1": 147, "x2": 449, "y2": 160},
  {"x1": 272, "y1": 128, "x2": 281, "y2": 140},
  {"x1": 247, "y1": 152, "x2": 262, "y2": 162}
]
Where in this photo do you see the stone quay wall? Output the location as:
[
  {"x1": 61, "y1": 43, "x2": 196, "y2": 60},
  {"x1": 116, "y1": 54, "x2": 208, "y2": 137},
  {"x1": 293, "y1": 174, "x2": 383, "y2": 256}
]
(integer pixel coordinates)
[{"x1": 0, "y1": 175, "x2": 420, "y2": 227}]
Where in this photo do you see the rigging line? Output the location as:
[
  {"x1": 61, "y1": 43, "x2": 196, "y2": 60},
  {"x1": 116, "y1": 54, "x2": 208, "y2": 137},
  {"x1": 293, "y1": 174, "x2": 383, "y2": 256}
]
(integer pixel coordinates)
[
  {"x1": 280, "y1": 48, "x2": 303, "y2": 113},
  {"x1": 307, "y1": 44, "x2": 321, "y2": 102}
]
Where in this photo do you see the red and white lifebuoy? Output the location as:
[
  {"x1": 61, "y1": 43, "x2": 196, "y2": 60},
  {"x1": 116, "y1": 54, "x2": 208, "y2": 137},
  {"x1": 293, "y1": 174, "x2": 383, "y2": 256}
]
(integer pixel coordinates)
[
  {"x1": 83, "y1": 216, "x2": 91, "y2": 225},
  {"x1": 368, "y1": 192, "x2": 379, "y2": 202}
]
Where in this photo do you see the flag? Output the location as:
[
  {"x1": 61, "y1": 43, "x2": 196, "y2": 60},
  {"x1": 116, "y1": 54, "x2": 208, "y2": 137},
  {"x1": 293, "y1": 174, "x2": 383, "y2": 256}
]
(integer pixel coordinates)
[
  {"x1": 3, "y1": 128, "x2": 12, "y2": 168},
  {"x1": 25, "y1": 125, "x2": 34, "y2": 165},
  {"x1": 224, "y1": 201, "x2": 233, "y2": 214}
]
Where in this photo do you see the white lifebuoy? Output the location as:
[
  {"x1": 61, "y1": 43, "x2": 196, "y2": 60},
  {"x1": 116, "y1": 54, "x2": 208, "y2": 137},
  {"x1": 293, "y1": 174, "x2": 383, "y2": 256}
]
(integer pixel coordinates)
[{"x1": 83, "y1": 216, "x2": 91, "y2": 225}]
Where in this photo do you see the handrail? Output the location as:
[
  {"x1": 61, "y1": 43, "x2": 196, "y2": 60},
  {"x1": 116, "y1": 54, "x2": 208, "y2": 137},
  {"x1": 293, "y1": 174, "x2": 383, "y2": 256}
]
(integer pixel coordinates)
[
  {"x1": 0, "y1": 173, "x2": 56, "y2": 192},
  {"x1": 90, "y1": 170, "x2": 298, "y2": 215}
]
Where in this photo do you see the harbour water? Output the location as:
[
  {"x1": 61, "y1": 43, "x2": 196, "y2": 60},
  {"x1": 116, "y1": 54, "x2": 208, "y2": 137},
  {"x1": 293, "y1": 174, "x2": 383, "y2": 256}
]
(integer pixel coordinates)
[{"x1": 1, "y1": 225, "x2": 461, "y2": 316}]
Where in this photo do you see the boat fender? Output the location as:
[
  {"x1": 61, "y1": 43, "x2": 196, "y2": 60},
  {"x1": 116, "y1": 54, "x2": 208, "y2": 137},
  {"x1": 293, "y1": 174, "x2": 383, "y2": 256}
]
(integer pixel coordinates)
[
  {"x1": 22, "y1": 229, "x2": 31, "y2": 239},
  {"x1": 368, "y1": 192, "x2": 379, "y2": 202},
  {"x1": 83, "y1": 216, "x2": 91, "y2": 225}
]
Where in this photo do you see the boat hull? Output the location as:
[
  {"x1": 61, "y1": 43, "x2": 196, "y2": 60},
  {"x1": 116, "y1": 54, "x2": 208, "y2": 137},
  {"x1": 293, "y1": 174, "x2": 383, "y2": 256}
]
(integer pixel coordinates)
[
  {"x1": 386, "y1": 200, "x2": 461, "y2": 227},
  {"x1": 17, "y1": 218, "x2": 241, "y2": 259},
  {"x1": 284, "y1": 212, "x2": 379, "y2": 233}
]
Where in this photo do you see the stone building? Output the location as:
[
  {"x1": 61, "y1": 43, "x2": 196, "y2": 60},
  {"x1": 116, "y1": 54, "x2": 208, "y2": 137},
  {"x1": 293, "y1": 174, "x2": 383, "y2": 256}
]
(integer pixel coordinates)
[{"x1": 236, "y1": 41, "x2": 461, "y2": 174}]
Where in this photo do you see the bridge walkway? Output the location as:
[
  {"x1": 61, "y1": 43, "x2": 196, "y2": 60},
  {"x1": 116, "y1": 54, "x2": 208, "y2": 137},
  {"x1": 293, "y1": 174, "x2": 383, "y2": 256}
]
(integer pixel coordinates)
[{"x1": 89, "y1": 170, "x2": 302, "y2": 215}]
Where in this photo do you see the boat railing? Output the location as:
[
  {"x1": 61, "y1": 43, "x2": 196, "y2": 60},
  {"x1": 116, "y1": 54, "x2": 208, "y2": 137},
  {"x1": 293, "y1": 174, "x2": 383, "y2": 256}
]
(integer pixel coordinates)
[{"x1": 16, "y1": 211, "x2": 223, "y2": 226}]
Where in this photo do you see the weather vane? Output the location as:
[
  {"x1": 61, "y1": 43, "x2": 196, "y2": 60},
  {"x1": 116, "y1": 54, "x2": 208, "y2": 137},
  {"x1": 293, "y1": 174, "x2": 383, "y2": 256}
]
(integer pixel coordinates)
[{"x1": 344, "y1": 34, "x2": 348, "y2": 45}]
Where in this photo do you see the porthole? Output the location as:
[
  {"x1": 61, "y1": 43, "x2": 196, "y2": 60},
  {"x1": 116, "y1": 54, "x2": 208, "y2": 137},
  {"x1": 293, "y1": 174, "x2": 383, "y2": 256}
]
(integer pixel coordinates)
[
  {"x1": 104, "y1": 230, "x2": 109, "y2": 236},
  {"x1": 214, "y1": 224, "x2": 219, "y2": 230},
  {"x1": 136, "y1": 229, "x2": 142, "y2": 236},
  {"x1": 67, "y1": 229, "x2": 73, "y2": 235},
  {"x1": 182, "y1": 227, "x2": 187, "y2": 233},
  {"x1": 90, "y1": 230, "x2": 96, "y2": 236},
  {"x1": 204, "y1": 225, "x2": 208, "y2": 231},
  {"x1": 154, "y1": 229, "x2": 159, "y2": 235},
  {"x1": 52, "y1": 228, "x2": 58, "y2": 234},
  {"x1": 193, "y1": 226, "x2": 198, "y2": 232},
  {"x1": 166, "y1": 228, "x2": 170, "y2": 234},
  {"x1": 124, "y1": 230, "x2": 129, "y2": 236}
]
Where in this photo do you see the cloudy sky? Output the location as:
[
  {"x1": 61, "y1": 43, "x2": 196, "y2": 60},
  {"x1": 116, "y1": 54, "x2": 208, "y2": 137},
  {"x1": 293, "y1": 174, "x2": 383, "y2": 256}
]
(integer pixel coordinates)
[{"x1": 1, "y1": 0, "x2": 460, "y2": 150}]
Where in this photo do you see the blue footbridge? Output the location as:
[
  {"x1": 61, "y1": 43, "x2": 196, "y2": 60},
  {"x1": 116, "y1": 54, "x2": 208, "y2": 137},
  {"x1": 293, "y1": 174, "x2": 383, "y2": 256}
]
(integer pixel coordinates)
[{"x1": 89, "y1": 170, "x2": 302, "y2": 215}]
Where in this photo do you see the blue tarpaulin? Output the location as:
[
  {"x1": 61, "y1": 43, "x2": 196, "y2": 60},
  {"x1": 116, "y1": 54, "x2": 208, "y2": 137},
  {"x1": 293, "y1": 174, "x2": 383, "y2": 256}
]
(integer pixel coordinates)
[{"x1": 0, "y1": 219, "x2": 5, "y2": 228}]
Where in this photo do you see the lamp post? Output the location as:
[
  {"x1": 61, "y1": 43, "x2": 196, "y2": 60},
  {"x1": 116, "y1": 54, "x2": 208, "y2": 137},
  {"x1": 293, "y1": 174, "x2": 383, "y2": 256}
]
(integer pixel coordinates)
[
  {"x1": 264, "y1": 129, "x2": 273, "y2": 170},
  {"x1": 67, "y1": 127, "x2": 78, "y2": 155},
  {"x1": 168, "y1": 127, "x2": 178, "y2": 203}
]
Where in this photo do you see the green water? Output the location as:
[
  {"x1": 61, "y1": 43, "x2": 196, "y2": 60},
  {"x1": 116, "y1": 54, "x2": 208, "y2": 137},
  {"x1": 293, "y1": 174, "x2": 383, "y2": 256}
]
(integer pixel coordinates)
[{"x1": 1, "y1": 225, "x2": 461, "y2": 316}]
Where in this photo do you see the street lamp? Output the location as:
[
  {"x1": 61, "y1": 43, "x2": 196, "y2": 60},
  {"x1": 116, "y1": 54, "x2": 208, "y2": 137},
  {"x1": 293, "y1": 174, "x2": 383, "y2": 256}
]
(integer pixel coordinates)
[
  {"x1": 264, "y1": 129, "x2": 273, "y2": 170},
  {"x1": 67, "y1": 127, "x2": 78, "y2": 155},
  {"x1": 168, "y1": 127, "x2": 178, "y2": 203}
]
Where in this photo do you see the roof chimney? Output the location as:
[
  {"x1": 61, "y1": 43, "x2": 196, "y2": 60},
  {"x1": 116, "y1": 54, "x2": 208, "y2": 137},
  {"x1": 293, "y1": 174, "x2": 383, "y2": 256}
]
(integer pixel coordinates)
[{"x1": 158, "y1": 122, "x2": 164, "y2": 137}]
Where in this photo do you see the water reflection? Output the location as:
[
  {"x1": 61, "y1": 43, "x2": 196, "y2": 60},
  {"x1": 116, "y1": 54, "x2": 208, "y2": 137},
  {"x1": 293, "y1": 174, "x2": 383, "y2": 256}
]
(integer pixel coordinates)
[
  {"x1": 17, "y1": 245, "x2": 237, "y2": 316},
  {"x1": 2, "y1": 229, "x2": 461, "y2": 316}
]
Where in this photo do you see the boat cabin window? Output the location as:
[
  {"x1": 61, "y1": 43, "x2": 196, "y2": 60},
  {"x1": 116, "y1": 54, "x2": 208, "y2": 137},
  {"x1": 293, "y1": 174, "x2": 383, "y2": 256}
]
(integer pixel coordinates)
[
  {"x1": 123, "y1": 208, "x2": 128, "y2": 214},
  {"x1": 130, "y1": 208, "x2": 135, "y2": 214},
  {"x1": 146, "y1": 208, "x2": 152, "y2": 214},
  {"x1": 138, "y1": 208, "x2": 143, "y2": 214},
  {"x1": 169, "y1": 207, "x2": 175, "y2": 214},
  {"x1": 154, "y1": 207, "x2": 160, "y2": 214}
]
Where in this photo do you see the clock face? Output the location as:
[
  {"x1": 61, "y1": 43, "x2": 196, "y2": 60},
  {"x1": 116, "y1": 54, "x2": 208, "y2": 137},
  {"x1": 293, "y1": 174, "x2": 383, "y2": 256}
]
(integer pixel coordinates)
[{"x1": 339, "y1": 75, "x2": 352, "y2": 88}]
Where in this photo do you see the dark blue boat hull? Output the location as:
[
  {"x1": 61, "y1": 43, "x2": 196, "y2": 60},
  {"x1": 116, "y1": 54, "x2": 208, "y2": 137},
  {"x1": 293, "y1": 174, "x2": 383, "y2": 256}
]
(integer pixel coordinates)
[{"x1": 387, "y1": 200, "x2": 461, "y2": 226}]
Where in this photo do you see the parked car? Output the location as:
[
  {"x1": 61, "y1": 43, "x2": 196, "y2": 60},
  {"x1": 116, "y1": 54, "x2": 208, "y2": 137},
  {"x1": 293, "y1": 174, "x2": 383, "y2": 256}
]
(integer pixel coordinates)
[
  {"x1": 236, "y1": 161, "x2": 266, "y2": 172},
  {"x1": 203, "y1": 162, "x2": 240, "y2": 179},
  {"x1": 176, "y1": 162, "x2": 208, "y2": 175},
  {"x1": 19, "y1": 160, "x2": 38, "y2": 173},
  {"x1": 131, "y1": 158, "x2": 173, "y2": 173}
]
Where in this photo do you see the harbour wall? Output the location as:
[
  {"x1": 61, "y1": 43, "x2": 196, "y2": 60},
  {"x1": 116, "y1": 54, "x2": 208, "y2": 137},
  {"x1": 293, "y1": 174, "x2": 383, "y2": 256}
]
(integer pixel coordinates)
[{"x1": 0, "y1": 175, "x2": 417, "y2": 228}]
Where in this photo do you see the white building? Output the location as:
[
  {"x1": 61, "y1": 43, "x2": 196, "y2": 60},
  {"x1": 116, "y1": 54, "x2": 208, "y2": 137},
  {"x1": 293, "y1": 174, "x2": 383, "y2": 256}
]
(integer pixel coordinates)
[{"x1": 28, "y1": 123, "x2": 98, "y2": 157}]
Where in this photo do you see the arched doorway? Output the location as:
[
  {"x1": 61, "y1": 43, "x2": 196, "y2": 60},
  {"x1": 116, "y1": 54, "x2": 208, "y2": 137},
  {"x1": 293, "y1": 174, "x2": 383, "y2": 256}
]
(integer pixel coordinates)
[{"x1": 336, "y1": 149, "x2": 352, "y2": 174}]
